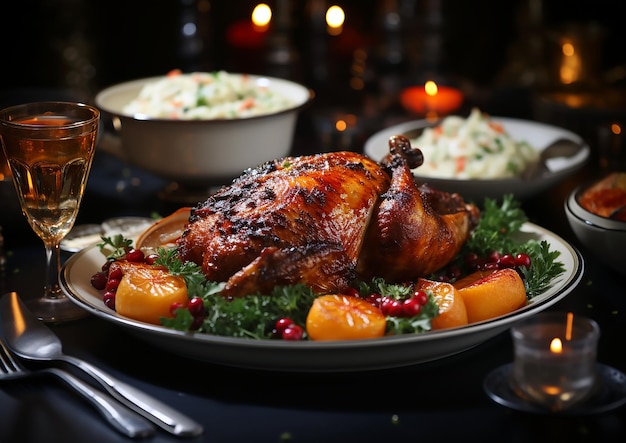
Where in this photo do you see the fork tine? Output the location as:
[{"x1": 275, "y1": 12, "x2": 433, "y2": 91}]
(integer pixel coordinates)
[{"x1": 0, "y1": 337, "x2": 19, "y2": 375}]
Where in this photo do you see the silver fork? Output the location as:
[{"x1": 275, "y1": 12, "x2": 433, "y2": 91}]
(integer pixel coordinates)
[{"x1": 0, "y1": 337, "x2": 154, "y2": 438}]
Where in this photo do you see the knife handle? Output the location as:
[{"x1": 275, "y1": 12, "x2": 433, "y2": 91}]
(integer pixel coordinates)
[
  {"x1": 62, "y1": 355, "x2": 204, "y2": 437},
  {"x1": 45, "y1": 367, "x2": 155, "y2": 439}
]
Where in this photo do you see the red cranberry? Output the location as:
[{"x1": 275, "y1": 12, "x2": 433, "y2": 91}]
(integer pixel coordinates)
[
  {"x1": 105, "y1": 278, "x2": 120, "y2": 292},
  {"x1": 145, "y1": 253, "x2": 159, "y2": 265},
  {"x1": 108, "y1": 266, "x2": 123, "y2": 281},
  {"x1": 190, "y1": 315, "x2": 205, "y2": 331},
  {"x1": 282, "y1": 324, "x2": 304, "y2": 340},
  {"x1": 343, "y1": 287, "x2": 360, "y2": 298},
  {"x1": 125, "y1": 249, "x2": 145, "y2": 262},
  {"x1": 169, "y1": 301, "x2": 185, "y2": 316},
  {"x1": 498, "y1": 253, "x2": 517, "y2": 269},
  {"x1": 515, "y1": 253, "x2": 531, "y2": 269},
  {"x1": 365, "y1": 293, "x2": 382, "y2": 307},
  {"x1": 482, "y1": 262, "x2": 499, "y2": 272},
  {"x1": 187, "y1": 297, "x2": 205, "y2": 316},
  {"x1": 90, "y1": 272, "x2": 108, "y2": 290},
  {"x1": 413, "y1": 290, "x2": 429, "y2": 306},
  {"x1": 101, "y1": 260, "x2": 113, "y2": 273},
  {"x1": 381, "y1": 297, "x2": 404, "y2": 317},
  {"x1": 103, "y1": 291, "x2": 116, "y2": 310},
  {"x1": 487, "y1": 250, "x2": 501, "y2": 263},
  {"x1": 275, "y1": 317, "x2": 294, "y2": 333},
  {"x1": 402, "y1": 297, "x2": 422, "y2": 317}
]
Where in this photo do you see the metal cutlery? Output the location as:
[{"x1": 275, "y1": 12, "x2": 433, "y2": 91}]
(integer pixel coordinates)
[
  {"x1": 0, "y1": 336, "x2": 155, "y2": 438},
  {"x1": 0, "y1": 292, "x2": 204, "y2": 438},
  {"x1": 522, "y1": 138, "x2": 584, "y2": 181}
]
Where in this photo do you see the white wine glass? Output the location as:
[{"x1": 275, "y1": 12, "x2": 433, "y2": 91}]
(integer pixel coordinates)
[{"x1": 0, "y1": 102, "x2": 99, "y2": 322}]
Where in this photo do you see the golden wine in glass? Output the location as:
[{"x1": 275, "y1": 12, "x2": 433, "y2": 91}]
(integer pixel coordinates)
[{"x1": 0, "y1": 102, "x2": 99, "y2": 322}]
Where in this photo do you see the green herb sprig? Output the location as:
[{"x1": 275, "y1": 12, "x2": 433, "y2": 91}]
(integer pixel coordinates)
[
  {"x1": 101, "y1": 194, "x2": 565, "y2": 338},
  {"x1": 459, "y1": 194, "x2": 565, "y2": 298},
  {"x1": 96, "y1": 234, "x2": 132, "y2": 260}
]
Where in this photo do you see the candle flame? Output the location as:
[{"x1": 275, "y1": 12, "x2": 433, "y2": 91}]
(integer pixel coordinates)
[
  {"x1": 559, "y1": 39, "x2": 582, "y2": 85},
  {"x1": 326, "y1": 5, "x2": 345, "y2": 36},
  {"x1": 565, "y1": 312, "x2": 573, "y2": 341},
  {"x1": 252, "y1": 4, "x2": 272, "y2": 27},
  {"x1": 335, "y1": 114, "x2": 356, "y2": 132},
  {"x1": 550, "y1": 337, "x2": 563, "y2": 354},
  {"x1": 326, "y1": 6, "x2": 345, "y2": 28},
  {"x1": 425, "y1": 80, "x2": 439, "y2": 97},
  {"x1": 562, "y1": 42, "x2": 575, "y2": 57},
  {"x1": 611, "y1": 123, "x2": 622, "y2": 136}
]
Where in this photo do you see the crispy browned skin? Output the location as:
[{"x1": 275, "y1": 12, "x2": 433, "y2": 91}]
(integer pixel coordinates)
[
  {"x1": 357, "y1": 135, "x2": 480, "y2": 281},
  {"x1": 177, "y1": 151, "x2": 389, "y2": 297},
  {"x1": 177, "y1": 136, "x2": 479, "y2": 297}
]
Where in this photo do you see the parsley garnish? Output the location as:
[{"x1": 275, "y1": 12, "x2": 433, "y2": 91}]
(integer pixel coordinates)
[
  {"x1": 102, "y1": 194, "x2": 565, "y2": 338},
  {"x1": 357, "y1": 277, "x2": 440, "y2": 334},
  {"x1": 96, "y1": 234, "x2": 132, "y2": 260},
  {"x1": 464, "y1": 195, "x2": 527, "y2": 255},
  {"x1": 457, "y1": 194, "x2": 565, "y2": 298}
]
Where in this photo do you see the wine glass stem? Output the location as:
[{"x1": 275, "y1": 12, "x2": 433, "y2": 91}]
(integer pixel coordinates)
[{"x1": 44, "y1": 241, "x2": 64, "y2": 299}]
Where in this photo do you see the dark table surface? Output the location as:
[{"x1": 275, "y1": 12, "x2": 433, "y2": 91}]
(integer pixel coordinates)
[{"x1": 1, "y1": 98, "x2": 626, "y2": 443}]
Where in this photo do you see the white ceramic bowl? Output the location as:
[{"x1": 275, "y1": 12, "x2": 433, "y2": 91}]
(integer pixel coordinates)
[
  {"x1": 565, "y1": 179, "x2": 626, "y2": 275},
  {"x1": 95, "y1": 73, "x2": 313, "y2": 186},
  {"x1": 364, "y1": 117, "x2": 590, "y2": 203}
]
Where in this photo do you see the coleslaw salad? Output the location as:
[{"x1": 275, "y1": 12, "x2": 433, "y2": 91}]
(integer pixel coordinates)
[
  {"x1": 123, "y1": 70, "x2": 296, "y2": 120},
  {"x1": 411, "y1": 108, "x2": 539, "y2": 179}
]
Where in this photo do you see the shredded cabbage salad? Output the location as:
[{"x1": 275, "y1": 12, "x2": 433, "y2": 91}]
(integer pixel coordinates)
[
  {"x1": 411, "y1": 108, "x2": 539, "y2": 179},
  {"x1": 123, "y1": 70, "x2": 296, "y2": 120}
]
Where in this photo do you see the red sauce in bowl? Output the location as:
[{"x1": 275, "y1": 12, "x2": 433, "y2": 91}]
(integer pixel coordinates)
[{"x1": 578, "y1": 173, "x2": 626, "y2": 221}]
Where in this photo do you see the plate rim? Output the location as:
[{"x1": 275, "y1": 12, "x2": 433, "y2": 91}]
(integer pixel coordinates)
[{"x1": 60, "y1": 222, "x2": 584, "y2": 371}]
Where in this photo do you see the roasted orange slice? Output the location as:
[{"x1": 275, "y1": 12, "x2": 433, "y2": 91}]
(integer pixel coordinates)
[
  {"x1": 416, "y1": 278, "x2": 468, "y2": 330},
  {"x1": 115, "y1": 264, "x2": 188, "y2": 325},
  {"x1": 454, "y1": 268, "x2": 527, "y2": 323},
  {"x1": 306, "y1": 294, "x2": 387, "y2": 341}
]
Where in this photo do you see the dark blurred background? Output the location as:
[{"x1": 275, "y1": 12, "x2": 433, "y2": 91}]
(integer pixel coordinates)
[
  {"x1": 1, "y1": 0, "x2": 625, "y2": 242},
  {"x1": 1, "y1": 0, "x2": 625, "y2": 148},
  {"x1": 2, "y1": 1, "x2": 624, "y2": 94}
]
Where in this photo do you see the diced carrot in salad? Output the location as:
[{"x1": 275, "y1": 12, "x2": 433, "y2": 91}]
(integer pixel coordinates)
[
  {"x1": 124, "y1": 70, "x2": 295, "y2": 120},
  {"x1": 408, "y1": 108, "x2": 538, "y2": 179}
]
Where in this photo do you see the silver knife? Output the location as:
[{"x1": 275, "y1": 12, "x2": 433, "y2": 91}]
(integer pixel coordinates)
[{"x1": 0, "y1": 292, "x2": 203, "y2": 437}]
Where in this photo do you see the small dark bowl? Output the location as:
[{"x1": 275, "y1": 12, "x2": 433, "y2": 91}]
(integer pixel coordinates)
[{"x1": 565, "y1": 177, "x2": 626, "y2": 275}]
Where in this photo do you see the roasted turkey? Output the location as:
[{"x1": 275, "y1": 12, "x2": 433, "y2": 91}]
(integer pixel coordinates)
[{"x1": 177, "y1": 135, "x2": 480, "y2": 297}]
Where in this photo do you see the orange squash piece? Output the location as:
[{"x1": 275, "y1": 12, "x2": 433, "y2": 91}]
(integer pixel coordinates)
[
  {"x1": 454, "y1": 268, "x2": 527, "y2": 323},
  {"x1": 306, "y1": 294, "x2": 387, "y2": 341},
  {"x1": 115, "y1": 265, "x2": 189, "y2": 325},
  {"x1": 416, "y1": 278, "x2": 468, "y2": 330},
  {"x1": 453, "y1": 269, "x2": 497, "y2": 290}
]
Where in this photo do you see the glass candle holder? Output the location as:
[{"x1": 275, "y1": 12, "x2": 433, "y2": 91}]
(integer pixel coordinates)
[{"x1": 510, "y1": 311, "x2": 600, "y2": 412}]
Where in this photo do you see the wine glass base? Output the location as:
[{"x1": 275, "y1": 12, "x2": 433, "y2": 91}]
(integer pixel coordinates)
[{"x1": 26, "y1": 295, "x2": 90, "y2": 323}]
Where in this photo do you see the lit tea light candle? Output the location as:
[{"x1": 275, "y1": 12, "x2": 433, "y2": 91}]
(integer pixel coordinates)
[
  {"x1": 510, "y1": 312, "x2": 600, "y2": 412},
  {"x1": 559, "y1": 39, "x2": 582, "y2": 85},
  {"x1": 400, "y1": 81, "x2": 464, "y2": 118},
  {"x1": 326, "y1": 5, "x2": 345, "y2": 36},
  {"x1": 226, "y1": 4, "x2": 271, "y2": 49}
]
